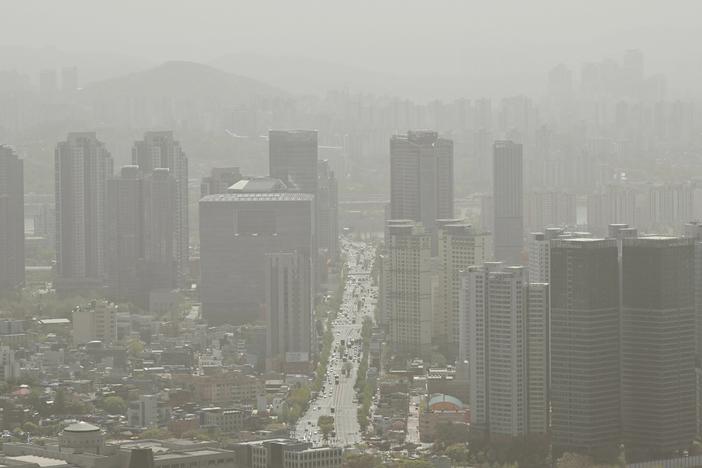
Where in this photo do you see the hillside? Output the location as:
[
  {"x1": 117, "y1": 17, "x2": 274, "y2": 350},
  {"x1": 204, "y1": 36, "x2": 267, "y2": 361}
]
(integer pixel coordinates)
[
  {"x1": 80, "y1": 60, "x2": 287, "y2": 104},
  {"x1": 209, "y1": 53, "x2": 395, "y2": 96}
]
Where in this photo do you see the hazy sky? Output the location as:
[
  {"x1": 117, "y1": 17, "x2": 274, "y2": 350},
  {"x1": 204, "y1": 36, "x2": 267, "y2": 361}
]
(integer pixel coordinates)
[{"x1": 2, "y1": 0, "x2": 702, "y2": 97}]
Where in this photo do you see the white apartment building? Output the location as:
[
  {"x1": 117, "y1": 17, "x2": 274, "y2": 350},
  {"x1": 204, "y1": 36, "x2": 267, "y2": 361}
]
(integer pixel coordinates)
[
  {"x1": 459, "y1": 263, "x2": 549, "y2": 437},
  {"x1": 72, "y1": 300, "x2": 117, "y2": 346},
  {"x1": 385, "y1": 220, "x2": 433, "y2": 356}
]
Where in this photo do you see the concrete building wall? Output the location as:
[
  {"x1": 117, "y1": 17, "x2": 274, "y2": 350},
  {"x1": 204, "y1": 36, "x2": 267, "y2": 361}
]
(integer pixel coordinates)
[
  {"x1": 493, "y1": 141, "x2": 523, "y2": 265},
  {"x1": 55, "y1": 132, "x2": 113, "y2": 290},
  {"x1": 621, "y1": 237, "x2": 696, "y2": 455},
  {"x1": 390, "y1": 131, "x2": 453, "y2": 236},
  {"x1": 0, "y1": 146, "x2": 24, "y2": 292},
  {"x1": 132, "y1": 131, "x2": 188, "y2": 286},
  {"x1": 435, "y1": 222, "x2": 490, "y2": 359},
  {"x1": 265, "y1": 252, "x2": 312, "y2": 370},
  {"x1": 199, "y1": 193, "x2": 314, "y2": 325},
  {"x1": 550, "y1": 238, "x2": 620, "y2": 455},
  {"x1": 269, "y1": 130, "x2": 318, "y2": 194},
  {"x1": 386, "y1": 221, "x2": 433, "y2": 356}
]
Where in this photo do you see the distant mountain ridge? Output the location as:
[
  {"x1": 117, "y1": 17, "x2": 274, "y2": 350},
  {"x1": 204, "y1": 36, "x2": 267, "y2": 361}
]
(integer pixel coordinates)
[
  {"x1": 210, "y1": 52, "x2": 396, "y2": 96},
  {"x1": 80, "y1": 60, "x2": 287, "y2": 104}
]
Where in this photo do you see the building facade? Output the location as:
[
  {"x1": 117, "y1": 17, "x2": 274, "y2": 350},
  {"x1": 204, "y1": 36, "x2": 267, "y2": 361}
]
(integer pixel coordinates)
[
  {"x1": 265, "y1": 251, "x2": 312, "y2": 371},
  {"x1": 132, "y1": 131, "x2": 188, "y2": 285},
  {"x1": 460, "y1": 264, "x2": 549, "y2": 438},
  {"x1": 586, "y1": 185, "x2": 638, "y2": 237},
  {"x1": 385, "y1": 220, "x2": 433, "y2": 356},
  {"x1": 621, "y1": 236, "x2": 696, "y2": 456},
  {"x1": 524, "y1": 191, "x2": 576, "y2": 233},
  {"x1": 55, "y1": 132, "x2": 113, "y2": 290},
  {"x1": 648, "y1": 183, "x2": 693, "y2": 231},
  {"x1": 526, "y1": 282, "x2": 550, "y2": 435},
  {"x1": 269, "y1": 130, "x2": 318, "y2": 194},
  {"x1": 317, "y1": 159, "x2": 339, "y2": 263},
  {"x1": 268, "y1": 130, "x2": 323, "y2": 290},
  {"x1": 550, "y1": 238, "x2": 620, "y2": 455},
  {"x1": 175, "y1": 372, "x2": 263, "y2": 406},
  {"x1": 127, "y1": 394, "x2": 159, "y2": 428},
  {"x1": 106, "y1": 166, "x2": 177, "y2": 307},
  {"x1": 684, "y1": 222, "x2": 702, "y2": 437},
  {"x1": 234, "y1": 439, "x2": 342, "y2": 468},
  {"x1": 72, "y1": 300, "x2": 118, "y2": 346},
  {"x1": 493, "y1": 140, "x2": 523, "y2": 265},
  {"x1": 106, "y1": 165, "x2": 143, "y2": 303},
  {"x1": 435, "y1": 220, "x2": 490, "y2": 359},
  {"x1": 200, "y1": 407, "x2": 246, "y2": 434},
  {"x1": 527, "y1": 227, "x2": 566, "y2": 283},
  {"x1": 389, "y1": 131, "x2": 453, "y2": 237},
  {"x1": 0, "y1": 146, "x2": 24, "y2": 293},
  {"x1": 199, "y1": 179, "x2": 314, "y2": 325}
]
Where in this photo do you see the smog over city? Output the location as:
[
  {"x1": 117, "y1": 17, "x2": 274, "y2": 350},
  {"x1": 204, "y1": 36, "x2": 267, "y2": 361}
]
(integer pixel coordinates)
[{"x1": 1, "y1": 1, "x2": 702, "y2": 467}]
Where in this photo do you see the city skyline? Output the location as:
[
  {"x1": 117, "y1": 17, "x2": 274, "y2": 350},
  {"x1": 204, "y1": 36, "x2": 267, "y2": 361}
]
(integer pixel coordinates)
[{"x1": 4, "y1": 4, "x2": 702, "y2": 467}]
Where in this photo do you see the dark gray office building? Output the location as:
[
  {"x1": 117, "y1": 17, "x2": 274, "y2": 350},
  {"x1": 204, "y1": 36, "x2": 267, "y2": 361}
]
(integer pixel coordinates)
[
  {"x1": 106, "y1": 166, "x2": 143, "y2": 302},
  {"x1": 269, "y1": 130, "x2": 318, "y2": 194},
  {"x1": 199, "y1": 177, "x2": 314, "y2": 325},
  {"x1": 265, "y1": 251, "x2": 312, "y2": 371},
  {"x1": 132, "y1": 131, "x2": 188, "y2": 285},
  {"x1": 389, "y1": 131, "x2": 453, "y2": 235},
  {"x1": 550, "y1": 238, "x2": 620, "y2": 456},
  {"x1": 317, "y1": 159, "x2": 339, "y2": 263},
  {"x1": 621, "y1": 236, "x2": 696, "y2": 457},
  {"x1": 684, "y1": 222, "x2": 702, "y2": 358},
  {"x1": 684, "y1": 222, "x2": 702, "y2": 437},
  {"x1": 269, "y1": 130, "x2": 332, "y2": 286},
  {"x1": 106, "y1": 166, "x2": 177, "y2": 307},
  {"x1": 0, "y1": 146, "x2": 24, "y2": 293}
]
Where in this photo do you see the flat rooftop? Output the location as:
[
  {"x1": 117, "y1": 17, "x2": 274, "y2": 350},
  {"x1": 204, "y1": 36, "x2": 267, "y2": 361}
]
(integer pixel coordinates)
[
  {"x1": 5, "y1": 455, "x2": 70, "y2": 467},
  {"x1": 155, "y1": 449, "x2": 228, "y2": 460},
  {"x1": 201, "y1": 192, "x2": 313, "y2": 202},
  {"x1": 37, "y1": 318, "x2": 71, "y2": 325}
]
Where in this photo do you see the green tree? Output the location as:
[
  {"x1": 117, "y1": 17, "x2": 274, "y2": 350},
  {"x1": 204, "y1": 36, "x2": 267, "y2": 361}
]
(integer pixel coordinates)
[
  {"x1": 556, "y1": 452, "x2": 621, "y2": 468},
  {"x1": 65, "y1": 398, "x2": 92, "y2": 415},
  {"x1": 433, "y1": 422, "x2": 469, "y2": 448},
  {"x1": 444, "y1": 443, "x2": 470, "y2": 464},
  {"x1": 102, "y1": 396, "x2": 127, "y2": 414},
  {"x1": 342, "y1": 453, "x2": 384, "y2": 468},
  {"x1": 317, "y1": 415, "x2": 335, "y2": 440},
  {"x1": 500, "y1": 434, "x2": 550, "y2": 468},
  {"x1": 53, "y1": 388, "x2": 66, "y2": 414},
  {"x1": 128, "y1": 338, "x2": 145, "y2": 357},
  {"x1": 286, "y1": 384, "x2": 311, "y2": 424},
  {"x1": 287, "y1": 405, "x2": 301, "y2": 423},
  {"x1": 22, "y1": 422, "x2": 40, "y2": 435}
]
